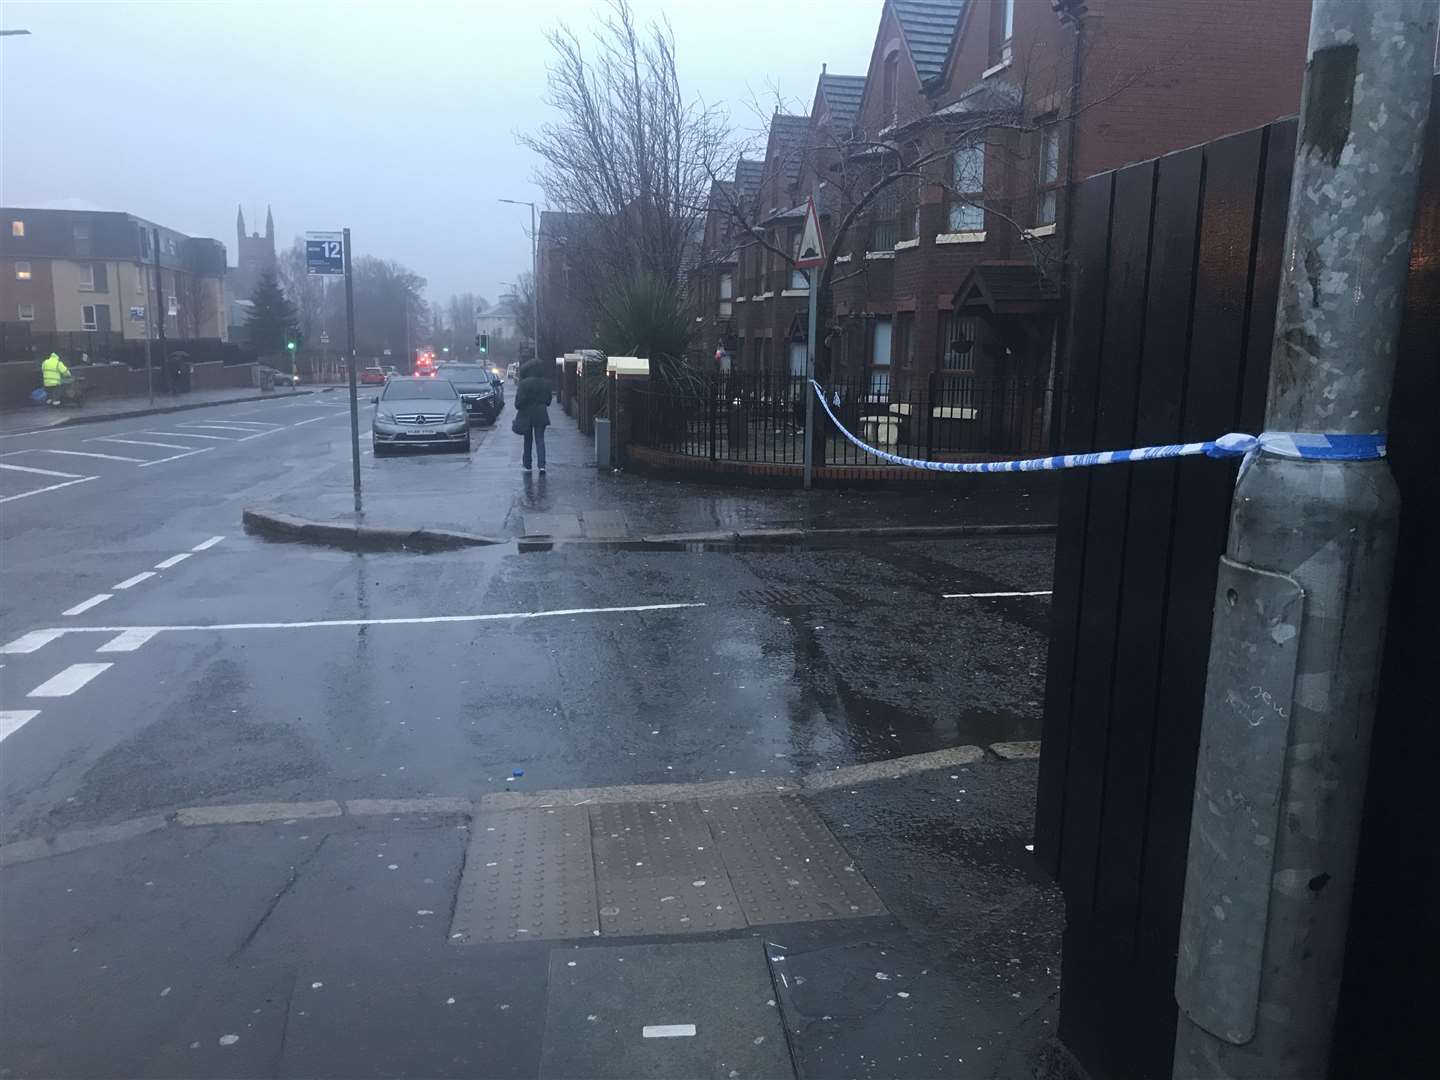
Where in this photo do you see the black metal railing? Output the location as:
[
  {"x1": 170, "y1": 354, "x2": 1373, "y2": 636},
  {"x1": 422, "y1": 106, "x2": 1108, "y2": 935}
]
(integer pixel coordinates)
[{"x1": 629, "y1": 372, "x2": 1065, "y2": 467}]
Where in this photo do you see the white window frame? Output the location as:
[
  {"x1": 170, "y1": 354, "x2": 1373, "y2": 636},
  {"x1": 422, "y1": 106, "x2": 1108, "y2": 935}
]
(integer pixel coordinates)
[
  {"x1": 718, "y1": 271, "x2": 734, "y2": 318},
  {"x1": 17, "y1": 302, "x2": 35, "y2": 321},
  {"x1": 82, "y1": 304, "x2": 98, "y2": 331},
  {"x1": 1002, "y1": 0, "x2": 1015, "y2": 62},
  {"x1": 870, "y1": 317, "x2": 893, "y2": 399},
  {"x1": 15, "y1": 260, "x2": 31, "y2": 281},
  {"x1": 949, "y1": 142, "x2": 986, "y2": 233},
  {"x1": 77, "y1": 263, "x2": 95, "y2": 291},
  {"x1": 1038, "y1": 123, "x2": 1061, "y2": 227},
  {"x1": 10, "y1": 220, "x2": 24, "y2": 238}
]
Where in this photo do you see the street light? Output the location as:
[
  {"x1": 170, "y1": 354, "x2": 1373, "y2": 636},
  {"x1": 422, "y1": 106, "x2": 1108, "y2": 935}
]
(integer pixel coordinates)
[{"x1": 498, "y1": 198, "x2": 540, "y2": 366}]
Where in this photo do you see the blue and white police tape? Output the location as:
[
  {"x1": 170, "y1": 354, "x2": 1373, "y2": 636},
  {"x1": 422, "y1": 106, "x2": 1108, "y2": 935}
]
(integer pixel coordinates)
[{"x1": 808, "y1": 381, "x2": 1385, "y2": 475}]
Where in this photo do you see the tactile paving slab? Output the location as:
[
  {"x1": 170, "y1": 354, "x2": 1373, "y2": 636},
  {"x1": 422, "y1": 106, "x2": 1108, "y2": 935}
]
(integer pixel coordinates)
[
  {"x1": 591, "y1": 801, "x2": 745, "y2": 936},
  {"x1": 451, "y1": 807, "x2": 599, "y2": 943},
  {"x1": 701, "y1": 795, "x2": 887, "y2": 925}
]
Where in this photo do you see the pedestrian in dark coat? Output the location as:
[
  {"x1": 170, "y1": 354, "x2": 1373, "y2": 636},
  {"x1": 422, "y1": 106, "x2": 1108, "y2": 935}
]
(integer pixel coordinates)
[{"x1": 512, "y1": 361, "x2": 552, "y2": 472}]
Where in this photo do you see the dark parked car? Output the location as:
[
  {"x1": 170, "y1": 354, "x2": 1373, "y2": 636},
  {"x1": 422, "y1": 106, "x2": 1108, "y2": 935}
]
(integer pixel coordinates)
[
  {"x1": 371, "y1": 377, "x2": 470, "y2": 455},
  {"x1": 436, "y1": 363, "x2": 505, "y2": 424}
]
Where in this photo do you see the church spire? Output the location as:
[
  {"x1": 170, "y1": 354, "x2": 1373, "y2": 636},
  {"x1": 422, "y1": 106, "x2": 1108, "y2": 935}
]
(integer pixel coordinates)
[
  {"x1": 265, "y1": 205, "x2": 274, "y2": 240},
  {"x1": 237, "y1": 204, "x2": 246, "y2": 244}
]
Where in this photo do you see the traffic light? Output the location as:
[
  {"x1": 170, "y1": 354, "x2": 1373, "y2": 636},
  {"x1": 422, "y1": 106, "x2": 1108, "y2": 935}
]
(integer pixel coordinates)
[{"x1": 477, "y1": 333, "x2": 489, "y2": 354}]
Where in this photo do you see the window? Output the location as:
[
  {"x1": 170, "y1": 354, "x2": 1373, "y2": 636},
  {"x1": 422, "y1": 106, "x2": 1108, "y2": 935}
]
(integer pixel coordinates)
[
  {"x1": 940, "y1": 311, "x2": 979, "y2": 408},
  {"x1": 1038, "y1": 121, "x2": 1061, "y2": 226},
  {"x1": 18, "y1": 303, "x2": 34, "y2": 321},
  {"x1": 788, "y1": 229, "x2": 808, "y2": 289},
  {"x1": 870, "y1": 317, "x2": 893, "y2": 398},
  {"x1": 82, "y1": 304, "x2": 99, "y2": 330},
  {"x1": 882, "y1": 53, "x2": 899, "y2": 124},
  {"x1": 900, "y1": 176, "x2": 922, "y2": 241},
  {"x1": 11, "y1": 220, "x2": 24, "y2": 237},
  {"x1": 718, "y1": 272, "x2": 733, "y2": 317},
  {"x1": 871, "y1": 184, "x2": 898, "y2": 251},
  {"x1": 942, "y1": 312, "x2": 979, "y2": 373},
  {"x1": 78, "y1": 264, "x2": 95, "y2": 290},
  {"x1": 949, "y1": 142, "x2": 986, "y2": 232},
  {"x1": 789, "y1": 340, "x2": 808, "y2": 378},
  {"x1": 15, "y1": 261, "x2": 31, "y2": 280},
  {"x1": 990, "y1": 0, "x2": 1015, "y2": 66},
  {"x1": 895, "y1": 312, "x2": 915, "y2": 371},
  {"x1": 73, "y1": 224, "x2": 91, "y2": 256}
]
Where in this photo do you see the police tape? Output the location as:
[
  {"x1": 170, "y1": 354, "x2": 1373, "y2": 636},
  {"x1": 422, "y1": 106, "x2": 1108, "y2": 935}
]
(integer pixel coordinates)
[{"x1": 808, "y1": 381, "x2": 1386, "y2": 475}]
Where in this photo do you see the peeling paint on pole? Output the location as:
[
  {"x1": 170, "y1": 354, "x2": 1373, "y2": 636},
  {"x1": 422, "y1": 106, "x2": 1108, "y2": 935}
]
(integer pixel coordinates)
[{"x1": 1172, "y1": 3, "x2": 1436, "y2": 1079}]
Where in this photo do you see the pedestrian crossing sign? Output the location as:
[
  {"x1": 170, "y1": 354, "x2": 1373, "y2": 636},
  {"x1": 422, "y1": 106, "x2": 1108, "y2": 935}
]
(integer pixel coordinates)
[{"x1": 795, "y1": 196, "x2": 826, "y2": 268}]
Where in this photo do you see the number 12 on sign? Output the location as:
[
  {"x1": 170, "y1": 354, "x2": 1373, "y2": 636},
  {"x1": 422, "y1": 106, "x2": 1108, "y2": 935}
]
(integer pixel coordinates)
[{"x1": 305, "y1": 231, "x2": 345, "y2": 276}]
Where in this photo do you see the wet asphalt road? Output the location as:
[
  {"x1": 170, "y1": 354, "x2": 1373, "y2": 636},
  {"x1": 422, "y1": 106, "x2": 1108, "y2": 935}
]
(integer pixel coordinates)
[
  {"x1": 0, "y1": 393, "x2": 1061, "y2": 1078},
  {"x1": 1, "y1": 391, "x2": 1053, "y2": 840}
]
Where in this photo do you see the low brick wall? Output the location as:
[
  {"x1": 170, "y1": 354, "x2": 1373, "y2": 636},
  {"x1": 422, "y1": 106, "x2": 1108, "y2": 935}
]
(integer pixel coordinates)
[
  {"x1": 0, "y1": 359, "x2": 154, "y2": 406},
  {"x1": 625, "y1": 444, "x2": 1050, "y2": 490},
  {"x1": 189, "y1": 361, "x2": 257, "y2": 391}
]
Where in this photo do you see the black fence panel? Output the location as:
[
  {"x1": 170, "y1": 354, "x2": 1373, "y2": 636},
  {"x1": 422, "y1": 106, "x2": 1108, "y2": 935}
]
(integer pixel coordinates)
[
  {"x1": 629, "y1": 372, "x2": 1065, "y2": 466},
  {"x1": 1038, "y1": 80, "x2": 1439, "y2": 1080}
]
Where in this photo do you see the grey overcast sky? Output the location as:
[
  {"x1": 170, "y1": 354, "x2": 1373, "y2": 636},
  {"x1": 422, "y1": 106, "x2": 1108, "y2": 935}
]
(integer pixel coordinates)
[{"x1": 1, "y1": 0, "x2": 878, "y2": 308}]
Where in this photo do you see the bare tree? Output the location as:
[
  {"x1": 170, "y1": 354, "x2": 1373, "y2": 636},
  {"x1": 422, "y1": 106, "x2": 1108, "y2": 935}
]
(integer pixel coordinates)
[
  {"x1": 277, "y1": 238, "x2": 336, "y2": 351},
  {"x1": 518, "y1": 0, "x2": 732, "y2": 313},
  {"x1": 174, "y1": 270, "x2": 218, "y2": 339}
]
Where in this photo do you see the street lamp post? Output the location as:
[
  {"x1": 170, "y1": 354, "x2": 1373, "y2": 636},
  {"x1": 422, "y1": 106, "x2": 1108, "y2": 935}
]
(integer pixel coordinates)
[{"x1": 498, "y1": 199, "x2": 540, "y2": 365}]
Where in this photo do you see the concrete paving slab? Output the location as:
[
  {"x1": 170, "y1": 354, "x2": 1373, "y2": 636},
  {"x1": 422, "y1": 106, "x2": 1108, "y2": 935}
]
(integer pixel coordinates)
[
  {"x1": 581, "y1": 509, "x2": 628, "y2": 538},
  {"x1": 702, "y1": 796, "x2": 887, "y2": 926},
  {"x1": 522, "y1": 512, "x2": 582, "y2": 537},
  {"x1": 590, "y1": 800, "x2": 744, "y2": 936},
  {"x1": 538, "y1": 940, "x2": 791, "y2": 1080},
  {"x1": 452, "y1": 807, "x2": 599, "y2": 943}
]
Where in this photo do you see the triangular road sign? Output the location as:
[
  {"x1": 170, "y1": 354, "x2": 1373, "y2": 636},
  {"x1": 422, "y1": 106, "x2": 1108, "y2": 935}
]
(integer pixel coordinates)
[{"x1": 794, "y1": 195, "x2": 826, "y2": 268}]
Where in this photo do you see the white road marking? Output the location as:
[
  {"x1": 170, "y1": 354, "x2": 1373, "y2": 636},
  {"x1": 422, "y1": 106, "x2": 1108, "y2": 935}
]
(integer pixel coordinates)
[
  {"x1": 289, "y1": 415, "x2": 330, "y2": 427},
  {"x1": 62, "y1": 593, "x2": 112, "y2": 616},
  {"x1": 136, "y1": 429, "x2": 236, "y2": 441},
  {"x1": 642, "y1": 1025, "x2": 696, "y2": 1039},
  {"x1": 27, "y1": 663, "x2": 113, "y2": 698},
  {"x1": 178, "y1": 421, "x2": 277, "y2": 430},
  {"x1": 0, "y1": 476, "x2": 98, "y2": 503},
  {"x1": 113, "y1": 571, "x2": 157, "y2": 589},
  {"x1": 0, "y1": 629, "x2": 68, "y2": 654},
  {"x1": 0, "y1": 462, "x2": 84, "y2": 478},
  {"x1": 154, "y1": 552, "x2": 193, "y2": 569},
  {"x1": 97, "y1": 629, "x2": 160, "y2": 653},
  {"x1": 92, "y1": 437, "x2": 192, "y2": 450},
  {"x1": 13, "y1": 603, "x2": 708, "y2": 648},
  {"x1": 941, "y1": 590, "x2": 1053, "y2": 599},
  {"x1": 236, "y1": 427, "x2": 285, "y2": 442},
  {"x1": 191, "y1": 535, "x2": 225, "y2": 551},
  {"x1": 138, "y1": 448, "x2": 214, "y2": 467},
  {"x1": 28, "y1": 448, "x2": 147, "y2": 463},
  {"x1": 0, "y1": 710, "x2": 41, "y2": 743},
  {"x1": 175, "y1": 423, "x2": 268, "y2": 434}
]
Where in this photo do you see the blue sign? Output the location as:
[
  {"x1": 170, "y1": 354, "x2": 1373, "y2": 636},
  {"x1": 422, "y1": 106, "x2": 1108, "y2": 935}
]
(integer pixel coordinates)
[{"x1": 305, "y1": 230, "x2": 345, "y2": 275}]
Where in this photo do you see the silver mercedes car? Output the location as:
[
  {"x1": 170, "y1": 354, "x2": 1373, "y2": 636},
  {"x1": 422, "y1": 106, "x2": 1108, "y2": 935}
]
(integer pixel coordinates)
[{"x1": 371, "y1": 376, "x2": 470, "y2": 456}]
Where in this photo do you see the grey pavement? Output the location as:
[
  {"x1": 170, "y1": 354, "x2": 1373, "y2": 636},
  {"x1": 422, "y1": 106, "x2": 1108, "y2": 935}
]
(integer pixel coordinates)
[
  {"x1": 1, "y1": 389, "x2": 1062, "y2": 1077},
  {"x1": 249, "y1": 404, "x2": 1059, "y2": 542},
  {"x1": 0, "y1": 761, "x2": 1060, "y2": 1080},
  {"x1": 0, "y1": 384, "x2": 316, "y2": 434}
]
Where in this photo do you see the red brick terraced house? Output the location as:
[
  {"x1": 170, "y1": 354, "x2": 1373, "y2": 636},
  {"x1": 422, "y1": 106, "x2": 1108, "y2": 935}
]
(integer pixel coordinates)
[{"x1": 692, "y1": 0, "x2": 1312, "y2": 451}]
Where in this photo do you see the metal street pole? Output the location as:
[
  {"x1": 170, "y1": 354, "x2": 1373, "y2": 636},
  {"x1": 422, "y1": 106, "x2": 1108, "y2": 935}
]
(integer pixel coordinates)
[
  {"x1": 1172, "y1": 4, "x2": 1435, "y2": 1078},
  {"x1": 802, "y1": 269, "x2": 818, "y2": 490},
  {"x1": 151, "y1": 228, "x2": 166, "y2": 396},
  {"x1": 343, "y1": 226, "x2": 361, "y2": 515},
  {"x1": 499, "y1": 198, "x2": 539, "y2": 362}
]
